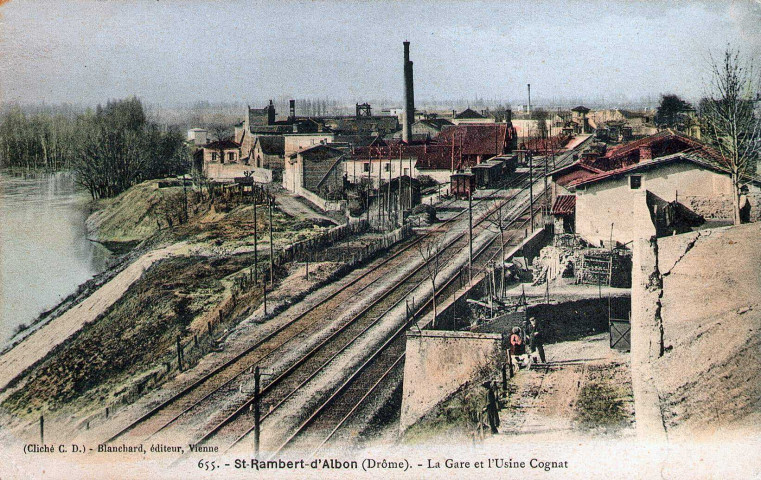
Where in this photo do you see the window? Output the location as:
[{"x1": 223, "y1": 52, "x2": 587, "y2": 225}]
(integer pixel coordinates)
[
  {"x1": 363, "y1": 163, "x2": 370, "y2": 173},
  {"x1": 384, "y1": 163, "x2": 390, "y2": 172},
  {"x1": 629, "y1": 175, "x2": 642, "y2": 190},
  {"x1": 403, "y1": 168, "x2": 409, "y2": 176},
  {"x1": 228, "y1": 152, "x2": 235, "y2": 162},
  {"x1": 211, "y1": 152, "x2": 218, "y2": 162}
]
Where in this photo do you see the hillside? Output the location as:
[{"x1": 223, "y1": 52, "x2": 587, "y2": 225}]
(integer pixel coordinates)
[{"x1": 85, "y1": 179, "x2": 190, "y2": 248}]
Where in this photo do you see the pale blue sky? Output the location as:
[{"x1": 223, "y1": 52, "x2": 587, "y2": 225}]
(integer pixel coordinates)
[{"x1": 1, "y1": 0, "x2": 759, "y2": 107}]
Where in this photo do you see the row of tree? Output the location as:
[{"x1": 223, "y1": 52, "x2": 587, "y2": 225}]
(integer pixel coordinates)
[
  {"x1": 0, "y1": 97, "x2": 190, "y2": 199},
  {"x1": 0, "y1": 107, "x2": 80, "y2": 171}
]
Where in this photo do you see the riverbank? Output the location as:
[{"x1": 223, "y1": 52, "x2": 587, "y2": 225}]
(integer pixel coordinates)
[
  {"x1": 0, "y1": 177, "x2": 410, "y2": 446},
  {"x1": 0, "y1": 170, "x2": 114, "y2": 343}
]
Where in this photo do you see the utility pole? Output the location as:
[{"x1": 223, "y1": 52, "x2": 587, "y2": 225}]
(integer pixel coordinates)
[
  {"x1": 468, "y1": 193, "x2": 473, "y2": 285},
  {"x1": 253, "y1": 184, "x2": 258, "y2": 284},
  {"x1": 253, "y1": 366, "x2": 261, "y2": 459},
  {"x1": 366, "y1": 158, "x2": 371, "y2": 224},
  {"x1": 529, "y1": 152, "x2": 534, "y2": 232},
  {"x1": 268, "y1": 192, "x2": 274, "y2": 286},
  {"x1": 262, "y1": 284, "x2": 268, "y2": 315},
  {"x1": 176, "y1": 335, "x2": 184, "y2": 371},
  {"x1": 182, "y1": 175, "x2": 189, "y2": 224},
  {"x1": 398, "y1": 148, "x2": 403, "y2": 225},
  {"x1": 378, "y1": 152, "x2": 383, "y2": 225},
  {"x1": 387, "y1": 156, "x2": 392, "y2": 229},
  {"x1": 544, "y1": 153, "x2": 549, "y2": 227},
  {"x1": 408, "y1": 155, "x2": 413, "y2": 211}
]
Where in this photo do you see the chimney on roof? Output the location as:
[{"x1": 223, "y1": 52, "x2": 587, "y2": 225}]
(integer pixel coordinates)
[
  {"x1": 289, "y1": 99, "x2": 296, "y2": 120},
  {"x1": 402, "y1": 41, "x2": 415, "y2": 143},
  {"x1": 267, "y1": 100, "x2": 276, "y2": 125}
]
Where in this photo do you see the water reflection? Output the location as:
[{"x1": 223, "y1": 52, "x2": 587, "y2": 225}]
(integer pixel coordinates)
[{"x1": 0, "y1": 171, "x2": 113, "y2": 342}]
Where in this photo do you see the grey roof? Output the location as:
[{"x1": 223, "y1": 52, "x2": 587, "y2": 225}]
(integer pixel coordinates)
[
  {"x1": 256, "y1": 135, "x2": 285, "y2": 155},
  {"x1": 455, "y1": 108, "x2": 485, "y2": 119}
]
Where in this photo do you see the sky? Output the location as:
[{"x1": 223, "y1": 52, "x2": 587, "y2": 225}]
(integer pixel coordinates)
[{"x1": 0, "y1": 0, "x2": 760, "y2": 108}]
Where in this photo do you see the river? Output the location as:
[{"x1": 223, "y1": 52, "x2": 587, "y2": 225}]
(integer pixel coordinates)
[{"x1": 0, "y1": 171, "x2": 113, "y2": 343}]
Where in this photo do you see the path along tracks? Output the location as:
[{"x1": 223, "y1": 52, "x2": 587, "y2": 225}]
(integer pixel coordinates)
[{"x1": 104, "y1": 160, "x2": 552, "y2": 458}]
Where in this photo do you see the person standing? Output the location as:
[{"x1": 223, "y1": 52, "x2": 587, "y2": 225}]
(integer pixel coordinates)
[
  {"x1": 739, "y1": 185, "x2": 751, "y2": 224},
  {"x1": 529, "y1": 317, "x2": 546, "y2": 364},
  {"x1": 483, "y1": 381, "x2": 500, "y2": 434}
]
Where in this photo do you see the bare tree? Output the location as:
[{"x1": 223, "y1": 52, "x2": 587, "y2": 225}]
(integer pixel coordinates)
[
  {"x1": 531, "y1": 108, "x2": 549, "y2": 140},
  {"x1": 486, "y1": 199, "x2": 510, "y2": 297},
  {"x1": 701, "y1": 48, "x2": 761, "y2": 225},
  {"x1": 208, "y1": 124, "x2": 230, "y2": 165},
  {"x1": 417, "y1": 238, "x2": 444, "y2": 327}
]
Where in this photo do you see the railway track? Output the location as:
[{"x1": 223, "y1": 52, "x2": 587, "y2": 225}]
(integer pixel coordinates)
[
  {"x1": 184, "y1": 171, "x2": 540, "y2": 452},
  {"x1": 272, "y1": 199, "x2": 538, "y2": 457},
  {"x1": 266, "y1": 142, "x2": 595, "y2": 456},
  {"x1": 104, "y1": 168, "x2": 536, "y2": 446}
]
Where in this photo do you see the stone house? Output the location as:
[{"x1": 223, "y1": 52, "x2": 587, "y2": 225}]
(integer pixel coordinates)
[
  {"x1": 283, "y1": 144, "x2": 346, "y2": 210},
  {"x1": 251, "y1": 135, "x2": 285, "y2": 180},
  {"x1": 571, "y1": 153, "x2": 761, "y2": 246}
]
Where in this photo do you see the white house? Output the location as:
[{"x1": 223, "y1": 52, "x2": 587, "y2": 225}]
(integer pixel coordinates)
[{"x1": 571, "y1": 153, "x2": 760, "y2": 246}]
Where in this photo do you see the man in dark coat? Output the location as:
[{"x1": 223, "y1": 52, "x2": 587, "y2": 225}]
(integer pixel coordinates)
[
  {"x1": 528, "y1": 317, "x2": 546, "y2": 363},
  {"x1": 483, "y1": 381, "x2": 500, "y2": 434}
]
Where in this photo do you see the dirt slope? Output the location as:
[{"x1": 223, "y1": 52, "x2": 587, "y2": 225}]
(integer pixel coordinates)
[{"x1": 655, "y1": 223, "x2": 761, "y2": 438}]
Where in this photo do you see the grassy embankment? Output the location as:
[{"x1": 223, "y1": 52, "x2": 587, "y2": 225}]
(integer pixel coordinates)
[{"x1": 2, "y1": 179, "x2": 329, "y2": 419}]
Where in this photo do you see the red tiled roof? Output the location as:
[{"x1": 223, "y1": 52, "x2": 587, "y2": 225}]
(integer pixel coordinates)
[
  {"x1": 593, "y1": 129, "x2": 722, "y2": 171},
  {"x1": 437, "y1": 124, "x2": 515, "y2": 157},
  {"x1": 570, "y1": 152, "x2": 756, "y2": 188},
  {"x1": 551, "y1": 195, "x2": 576, "y2": 215},
  {"x1": 551, "y1": 162, "x2": 603, "y2": 187}
]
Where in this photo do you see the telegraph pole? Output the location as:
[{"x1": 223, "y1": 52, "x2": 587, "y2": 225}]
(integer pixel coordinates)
[
  {"x1": 408, "y1": 155, "x2": 413, "y2": 212},
  {"x1": 544, "y1": 152, "x2": 549, "y2": 227},
  {"x1": 387, "y1": 155, "x2": 392, "y2": 228},
  {"x1": 253, "y1": 366, "x2": 261, "y2": 459},
  {"x1": 398, "y1": 148, "x2": 403, "y2": 225},
  {"x1": 262, "y1": 284, "x2": 268, "y2": 315},
  {"x1": 268, "y1": 191, "x2": 274, "y2": 286},
  {"x1": 253, "y1": 184, "x2": 258, "y2": 284},
  {"x1": 378, "y1": 152, "x2": 383, "y2": 225},
  {"x1": 366, "y1": 157, "x2": 371, "y2": 224},
  {"x1": 468, "y1": 193, "x2": 473, "y2": 284},
  {"x1": 529, "y1": 152, "x2": 534, "y2": 232}
]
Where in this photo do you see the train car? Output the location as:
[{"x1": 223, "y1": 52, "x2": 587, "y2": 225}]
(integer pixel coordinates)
[
  {"x1": 499, "y1": 154, "x2": 518, "y2": 174},
  {"x1": 450, "y1": 171, "x2": 476, "y2": 199},
  {"x1": 472, "y1": 159, "x2": 505, "y2": 189}
]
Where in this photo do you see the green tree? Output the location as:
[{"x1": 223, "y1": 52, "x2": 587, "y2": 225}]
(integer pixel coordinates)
[{"x1": 654, "y1": 94, "x2": 692, "y2": 128}]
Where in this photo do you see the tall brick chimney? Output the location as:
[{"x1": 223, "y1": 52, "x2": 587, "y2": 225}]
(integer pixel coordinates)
[
  {"x1": 289, "y1": 99, "x2": 296, "y2": 120},
  {"x1": 402, "y1": 41, "x2": 415, "y2": 143}
]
